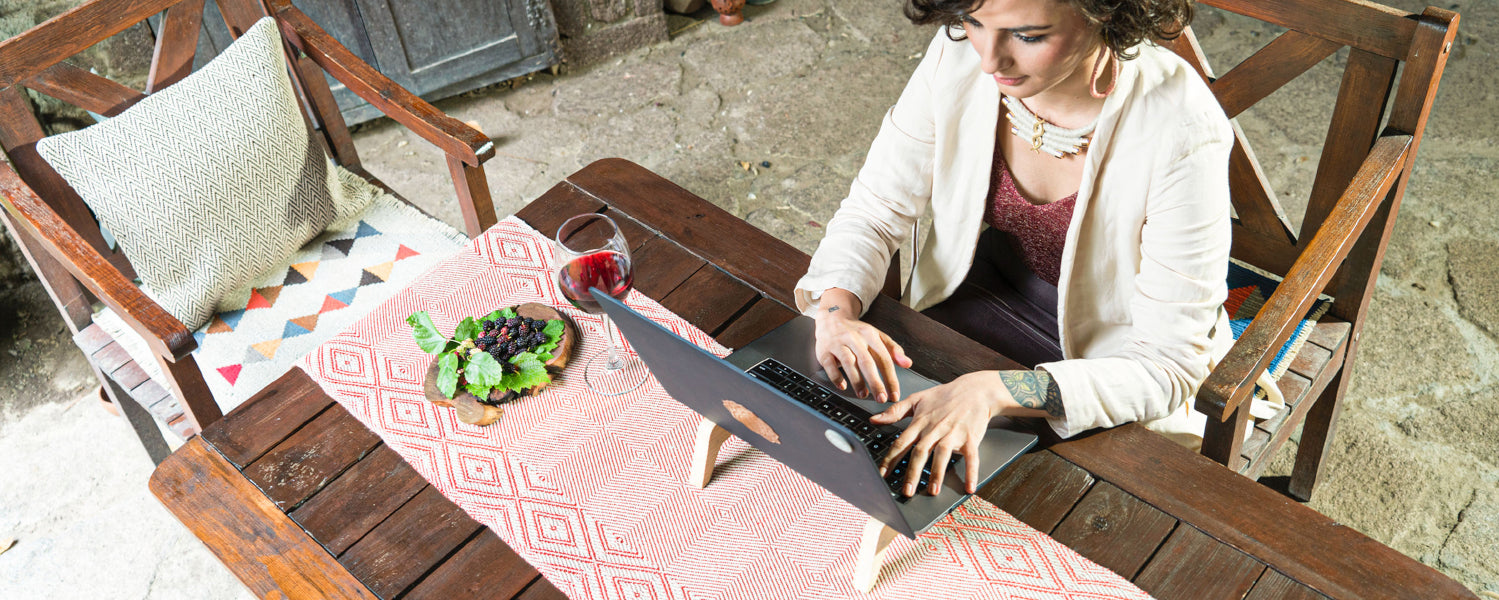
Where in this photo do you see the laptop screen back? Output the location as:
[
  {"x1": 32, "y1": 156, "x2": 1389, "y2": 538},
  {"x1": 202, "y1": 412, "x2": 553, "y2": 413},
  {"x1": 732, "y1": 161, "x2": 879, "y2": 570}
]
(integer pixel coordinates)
[{"x1": 596, "y1": 292, "x2": 913, "y2": 537}]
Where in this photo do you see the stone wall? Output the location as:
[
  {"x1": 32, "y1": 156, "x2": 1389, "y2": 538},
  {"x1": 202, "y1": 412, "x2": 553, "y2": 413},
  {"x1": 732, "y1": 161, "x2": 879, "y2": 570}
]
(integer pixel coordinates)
[
  {"x1": 0, "y1": 0, "x2": 154, "y2": 290},
  {"x1": 551, "y1": 0, "x2": 669, "y2": 66}
]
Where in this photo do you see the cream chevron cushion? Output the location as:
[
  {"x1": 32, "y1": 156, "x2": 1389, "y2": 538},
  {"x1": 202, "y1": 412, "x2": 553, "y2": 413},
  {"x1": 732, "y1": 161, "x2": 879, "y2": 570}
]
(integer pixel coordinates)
[{"x1": 37, "y1": 17, "x2": 366, "y2": 330}]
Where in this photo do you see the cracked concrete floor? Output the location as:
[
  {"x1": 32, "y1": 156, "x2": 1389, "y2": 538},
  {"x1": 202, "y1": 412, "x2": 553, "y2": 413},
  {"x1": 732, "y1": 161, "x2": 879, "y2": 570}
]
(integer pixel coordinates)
[{"x1": 2, "y1": 0, "x2": 1497, "y2": 596}]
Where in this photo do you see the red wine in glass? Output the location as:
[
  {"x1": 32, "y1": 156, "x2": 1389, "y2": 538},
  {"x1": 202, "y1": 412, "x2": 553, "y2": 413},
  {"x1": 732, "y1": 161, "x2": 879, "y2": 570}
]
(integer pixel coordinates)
[
  {"x1": 554, "y1": 213, "x2": 648, "y2": 396},
  {"x1": 557, "y1": 250, "x2": 633, "y2": 314}
]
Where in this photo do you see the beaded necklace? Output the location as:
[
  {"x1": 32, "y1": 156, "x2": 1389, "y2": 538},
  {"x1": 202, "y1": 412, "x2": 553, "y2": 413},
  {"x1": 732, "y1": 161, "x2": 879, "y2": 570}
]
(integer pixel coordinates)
[{"x1": 1001, "y1": 94, "x2": 1097, "y2": 159}]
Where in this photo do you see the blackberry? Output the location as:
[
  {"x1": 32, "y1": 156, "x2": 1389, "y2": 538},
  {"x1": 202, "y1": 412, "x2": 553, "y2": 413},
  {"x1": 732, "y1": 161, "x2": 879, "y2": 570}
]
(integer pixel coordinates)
[
  {"x1": 482, "y1": 319, "x2": 495, "y2": 330},
  {"x1": 476, "y1": 335, "x2": 497, "y2": 348},
  {"x1": 487, "y1": 346, "x2": 505, "y2": 360},
  {"x1": 506, "y1": 317, "x2": 521, "y2": 328}
]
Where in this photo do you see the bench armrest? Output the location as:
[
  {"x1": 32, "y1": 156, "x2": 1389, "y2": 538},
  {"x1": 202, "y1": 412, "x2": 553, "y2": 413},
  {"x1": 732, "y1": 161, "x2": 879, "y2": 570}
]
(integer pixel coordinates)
[
  {"x1": 1196, "y1": 134, "x2": 1412, "y2": 421},
  {"x1": 267, "y1": 0, "x2": 494, "y2": 166},
  {"x1": 0, "y1": 162, "x2": 196, "y2": 361}
]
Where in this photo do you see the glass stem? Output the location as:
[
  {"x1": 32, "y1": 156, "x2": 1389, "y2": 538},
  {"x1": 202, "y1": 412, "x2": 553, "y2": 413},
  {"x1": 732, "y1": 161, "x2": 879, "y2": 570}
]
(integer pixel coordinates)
[{"x1": 601, "y1": 314, "x2": 625, "y2": 371}]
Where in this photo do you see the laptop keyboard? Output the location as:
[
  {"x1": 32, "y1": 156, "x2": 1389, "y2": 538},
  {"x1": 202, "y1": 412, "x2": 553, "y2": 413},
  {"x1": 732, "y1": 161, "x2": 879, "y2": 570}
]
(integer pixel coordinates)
[{"x1": 746, "y1": 359, "x2": 960, "y2": 502}]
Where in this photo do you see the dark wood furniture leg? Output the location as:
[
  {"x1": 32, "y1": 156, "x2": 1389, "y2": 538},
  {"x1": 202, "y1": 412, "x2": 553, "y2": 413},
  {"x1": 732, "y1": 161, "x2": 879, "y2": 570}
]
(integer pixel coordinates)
[{"x1": 104, "y1": 371, "x2": 172, "y2": 465}]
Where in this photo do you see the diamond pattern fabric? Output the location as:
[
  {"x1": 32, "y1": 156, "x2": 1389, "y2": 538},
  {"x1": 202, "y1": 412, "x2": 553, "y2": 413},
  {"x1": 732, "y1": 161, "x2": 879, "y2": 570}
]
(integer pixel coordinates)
[
  {"x1": 36, "y1": 17, "x2": 361, "y2": 330},
  {"x1": 297, "y1": 217, "x2": 1154, "y2": 598}
]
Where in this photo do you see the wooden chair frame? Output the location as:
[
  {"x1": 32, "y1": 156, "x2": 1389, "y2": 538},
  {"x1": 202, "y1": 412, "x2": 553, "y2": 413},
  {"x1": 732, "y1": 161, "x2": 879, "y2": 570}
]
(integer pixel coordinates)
[
  {"x1": 0, "y1": 0, "x2": 498, "y2": 461},
  {"x1": 1169, "y1": 0, "x2": 1457, "y2": 500}
]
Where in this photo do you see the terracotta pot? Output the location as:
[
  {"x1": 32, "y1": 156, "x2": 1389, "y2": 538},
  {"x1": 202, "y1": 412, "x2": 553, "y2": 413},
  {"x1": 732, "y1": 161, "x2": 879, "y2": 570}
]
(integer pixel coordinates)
[{"x1": 711, "y1": 0, "x2": 745, "y2": 26}]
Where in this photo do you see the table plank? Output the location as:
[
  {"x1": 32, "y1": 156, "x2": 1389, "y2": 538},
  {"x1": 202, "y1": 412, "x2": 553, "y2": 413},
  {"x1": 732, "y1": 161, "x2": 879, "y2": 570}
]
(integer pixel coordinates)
[
  {"x1": 1048, "y1": 481, "x2": 1177, "y2": 581},
  {"x1": 515, "y1": 577, "x2": 570, "y2": 600},
  {"x1": 1050, "y1": 423, "x2": 1474, "y2": 599},
  {"x1": 201, "y1": 368, "x2": 337, "y2": 468},
  {"x1": 714, "y1": 296, "x2": 797, "y2": 350},
  {"x1": 243, "y1": 403, "x2": 383, "y2": 510},
  {"x1": 1245, "y1": 568, "x2": 1332, "y2": 600},
  {"x1": 1134, "y1": 525, "x2": 1266, "y2": 599},
  {"x1": 516, "y1": 182, "x2": 606, "y2": 237},
  {"x1": 149, "y1": 438, "x2": 377, "y2": 599},
  {"x1": 981, "y1": 451, "x2": 1095, "y2": 533},
  {"x1": 289, "y1": 443, "x2": 430, "y2": 556},
  {"x1": 404, "y1": 531, "x2": 541, "y2": 600},
  {"x1": 630, "y1": 235, "x2": 705, "y2": 300},
  {"x1": 658, "y1": 265, "x2": 760, "y2": 337},
  {"x1": 339, "y1": 485, "x2": 485, "y2": 598}
]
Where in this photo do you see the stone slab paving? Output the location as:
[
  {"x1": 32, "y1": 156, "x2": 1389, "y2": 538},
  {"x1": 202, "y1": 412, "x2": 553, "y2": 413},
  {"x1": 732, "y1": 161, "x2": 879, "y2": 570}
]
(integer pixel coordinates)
[{"x1": 1, "y1": 0, "x2": 1496, "y2": 595}]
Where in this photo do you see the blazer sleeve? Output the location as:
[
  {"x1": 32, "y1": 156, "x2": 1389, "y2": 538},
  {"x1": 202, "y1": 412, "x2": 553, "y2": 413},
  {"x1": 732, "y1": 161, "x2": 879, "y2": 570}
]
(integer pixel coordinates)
[
  {"x1": 1036, "y1": 108, "x2": 1234, "y2": 439},
  {"x1": 794, "y1": 34, "x2": 945, "y2": 316}
]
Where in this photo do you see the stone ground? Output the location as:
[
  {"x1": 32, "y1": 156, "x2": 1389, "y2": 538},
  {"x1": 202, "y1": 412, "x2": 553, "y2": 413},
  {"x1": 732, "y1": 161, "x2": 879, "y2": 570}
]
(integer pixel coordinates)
[{"x1": 2, "y1": 0, "x2": 1497, "y2": 596}]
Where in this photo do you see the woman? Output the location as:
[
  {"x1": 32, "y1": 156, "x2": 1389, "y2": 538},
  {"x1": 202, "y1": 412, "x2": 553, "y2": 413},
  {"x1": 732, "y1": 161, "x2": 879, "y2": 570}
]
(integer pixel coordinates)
[{"x1": 795, "y1": 0, "x2": 1236, "y2": 497}]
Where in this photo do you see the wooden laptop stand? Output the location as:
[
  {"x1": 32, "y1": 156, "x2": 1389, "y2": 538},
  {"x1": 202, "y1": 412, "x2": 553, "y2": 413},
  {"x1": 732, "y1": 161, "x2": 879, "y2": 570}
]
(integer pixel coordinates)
[{"x1": 690, "y1": 417, "x2": 900, "y2": 592}]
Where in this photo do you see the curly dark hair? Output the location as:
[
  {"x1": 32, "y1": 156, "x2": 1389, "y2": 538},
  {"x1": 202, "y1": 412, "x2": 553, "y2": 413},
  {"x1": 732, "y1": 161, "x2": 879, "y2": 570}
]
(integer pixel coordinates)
[{"x1": 904, "y1": 0, "x2": 1193, "y2": 60}]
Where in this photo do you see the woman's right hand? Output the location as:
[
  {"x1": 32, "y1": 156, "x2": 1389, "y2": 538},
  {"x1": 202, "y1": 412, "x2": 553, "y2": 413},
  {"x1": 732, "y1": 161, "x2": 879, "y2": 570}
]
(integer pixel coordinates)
[{"x1": 812, "y1": 288, "x2": 913, "y2": 403}]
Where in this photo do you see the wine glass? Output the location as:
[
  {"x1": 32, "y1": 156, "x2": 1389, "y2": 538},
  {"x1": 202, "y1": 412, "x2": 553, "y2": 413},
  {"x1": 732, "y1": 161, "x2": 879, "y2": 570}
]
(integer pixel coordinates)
[{"x1": 554, "y1": 213, "x2": 649, "y2": 396}]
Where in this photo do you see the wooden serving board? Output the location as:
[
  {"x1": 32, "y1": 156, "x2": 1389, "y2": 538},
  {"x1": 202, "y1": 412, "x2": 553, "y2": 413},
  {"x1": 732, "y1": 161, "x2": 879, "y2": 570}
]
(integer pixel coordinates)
[{"x1": 423, "y1": 303, "x2": 576, "y2": 425}]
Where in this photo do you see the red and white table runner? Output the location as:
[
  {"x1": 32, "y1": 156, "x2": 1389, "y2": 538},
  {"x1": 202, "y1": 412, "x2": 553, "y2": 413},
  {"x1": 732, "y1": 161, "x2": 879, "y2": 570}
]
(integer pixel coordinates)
[{"x1": 299, "y1": 217, "x2": 1153, "y2": 599}]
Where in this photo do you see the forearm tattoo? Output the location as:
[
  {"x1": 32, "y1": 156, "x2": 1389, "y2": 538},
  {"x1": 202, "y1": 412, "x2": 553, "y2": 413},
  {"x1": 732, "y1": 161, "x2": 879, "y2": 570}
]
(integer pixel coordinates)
[
  {"x1": 827, "y1": 306, "x2": 840, "y2": 313},
  {"x1": 998, "y1": 370, "x2": 1065, "y2": 419}
]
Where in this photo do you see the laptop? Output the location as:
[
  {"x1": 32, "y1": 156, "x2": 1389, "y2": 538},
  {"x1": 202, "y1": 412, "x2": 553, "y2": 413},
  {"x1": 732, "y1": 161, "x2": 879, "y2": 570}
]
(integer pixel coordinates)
[{"x1": 594, "y1": 291, "x2": 1037, "y2": 538}]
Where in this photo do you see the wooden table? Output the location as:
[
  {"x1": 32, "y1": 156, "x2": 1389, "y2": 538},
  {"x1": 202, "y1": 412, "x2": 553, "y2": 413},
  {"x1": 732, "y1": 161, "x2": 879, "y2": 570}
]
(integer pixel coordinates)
[{"x1": 150, "y1": 159, "x2": 1474, "y2": 600}]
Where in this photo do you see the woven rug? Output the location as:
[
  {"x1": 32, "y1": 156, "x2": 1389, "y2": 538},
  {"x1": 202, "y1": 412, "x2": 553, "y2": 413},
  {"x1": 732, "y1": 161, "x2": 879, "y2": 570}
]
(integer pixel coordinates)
[
  {"x1": 94, "y1": 168, "x2": 467, "y2": 413},
  {"x1": 1224, "y1": 260, "x2": 1332, "y2": 411},
  {"x1": 298, "y1": 216, "x2": 1153, "y2": 599}
]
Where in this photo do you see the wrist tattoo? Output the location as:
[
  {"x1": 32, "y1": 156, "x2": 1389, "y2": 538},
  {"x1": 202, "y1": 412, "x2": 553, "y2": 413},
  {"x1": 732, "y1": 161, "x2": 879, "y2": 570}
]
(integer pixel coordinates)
[
  {"x1": 827, "y1": 306, "x2": 841, "y2": 313},
  {"x1": 998, "y1": 370, "x2": 1065, "y2": 419}
]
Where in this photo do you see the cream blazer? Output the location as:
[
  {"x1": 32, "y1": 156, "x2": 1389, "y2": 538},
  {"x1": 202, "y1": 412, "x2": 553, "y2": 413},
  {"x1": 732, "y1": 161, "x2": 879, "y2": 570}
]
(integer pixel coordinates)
[{"x1": 795, "y1": 31, "x2": 1256, "y2": 446}]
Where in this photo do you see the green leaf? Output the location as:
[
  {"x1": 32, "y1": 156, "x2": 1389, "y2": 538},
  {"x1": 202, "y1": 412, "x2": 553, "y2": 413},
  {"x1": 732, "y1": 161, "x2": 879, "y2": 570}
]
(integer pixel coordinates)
[
  {"x1": 436, "y1": 353, "x2": 460, "y2": 398},
  {"x1": 509, "y1": 351, "x2": 542, "y2": 366},
  {"x1": 465, "y1": 351, "x2": 506, "y2": 387},
  {"x1": 500, "y1": 353, "x2": 550, "y2": 391},
  {"x1": 454, "y1": 317, "x2": 481, "y2": 342},
  {"x1": 541, "y1": 319, "x2": 564, "y2": 339},
  {"x1": 535, "y1": 319, "x2": 565, "y2": 355},
  {"x1": 407, "y1": 312, "x2": 450, "y2": 354},
  {"x1": 500, "y1": 307, "x2": 518, "y2": 319},
  {"x1": 465, "y1": 381, "x2": 493, "y2": 400},
  {"x1": 534, "y1": 352, "x2": 554, "y2": 363}
]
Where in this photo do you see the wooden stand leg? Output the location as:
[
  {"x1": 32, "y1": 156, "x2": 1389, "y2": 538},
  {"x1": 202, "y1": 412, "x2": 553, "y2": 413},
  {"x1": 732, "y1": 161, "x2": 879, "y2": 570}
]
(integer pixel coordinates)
[
  {"x1": 689, "y1": 418, "x2": 731, "y2": 489},
  {"x1": 853, "y1": 517, "x2": 898, "y2": 592}
]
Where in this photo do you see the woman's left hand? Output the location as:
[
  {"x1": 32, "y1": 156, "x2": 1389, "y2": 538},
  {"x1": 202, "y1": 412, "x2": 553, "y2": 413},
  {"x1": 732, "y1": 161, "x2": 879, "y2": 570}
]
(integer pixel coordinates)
[{"x1": 870, "y1": 371, "x2": 1046, "y2": 496}]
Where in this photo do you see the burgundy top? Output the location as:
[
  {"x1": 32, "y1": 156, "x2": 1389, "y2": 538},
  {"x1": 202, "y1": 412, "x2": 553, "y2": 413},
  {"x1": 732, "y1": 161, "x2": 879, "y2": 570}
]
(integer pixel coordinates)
[{"x1": 983, "y1": 149, "x2": 1077, "y2": 286}]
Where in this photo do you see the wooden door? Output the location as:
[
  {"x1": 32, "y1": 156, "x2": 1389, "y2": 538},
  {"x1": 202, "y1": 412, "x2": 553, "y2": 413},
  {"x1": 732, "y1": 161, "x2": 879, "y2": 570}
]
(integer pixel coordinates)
[
  {"x1": 178, "y1": 0, "x2": 558, "y2": 124},
  {"x1": 356, "y1": 0, "x2": 557, "y2": 100}
]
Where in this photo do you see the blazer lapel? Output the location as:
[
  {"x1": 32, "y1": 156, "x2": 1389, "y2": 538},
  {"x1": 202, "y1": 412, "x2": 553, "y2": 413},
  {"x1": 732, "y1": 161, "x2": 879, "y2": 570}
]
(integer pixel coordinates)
[{"x1": 1053, "y1": 55, "x2": 1139, "y2": 357}]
